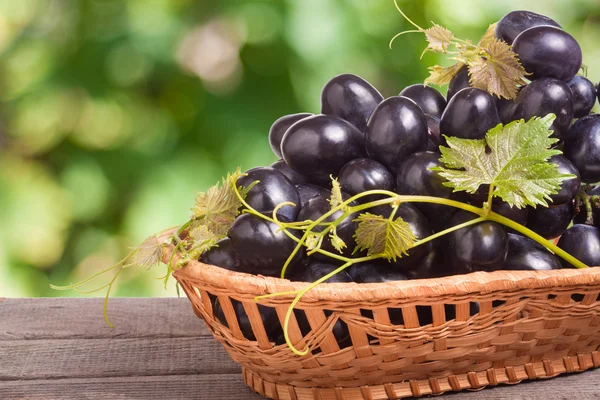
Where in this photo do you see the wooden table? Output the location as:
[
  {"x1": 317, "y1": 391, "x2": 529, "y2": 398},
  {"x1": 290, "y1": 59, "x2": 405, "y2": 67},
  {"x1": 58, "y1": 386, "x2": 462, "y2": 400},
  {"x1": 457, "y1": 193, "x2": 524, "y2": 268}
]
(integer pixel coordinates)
[{"x1": 1, "y1": 298, "x2": 600, "y2": 400}]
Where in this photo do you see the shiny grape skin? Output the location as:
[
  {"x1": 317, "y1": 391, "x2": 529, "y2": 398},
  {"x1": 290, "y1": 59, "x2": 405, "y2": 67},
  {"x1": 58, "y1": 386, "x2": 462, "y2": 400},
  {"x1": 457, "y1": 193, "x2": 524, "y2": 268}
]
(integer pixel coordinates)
[
  {"x1": 426, "y1": 114, "x2": 442, "y2": 146},
  {"x1": 228, "y1": 213, "x2": 303, "y2": 277},
  {"x1": 348, "y1": 262, "x2": 408, "y2": 283},
  {"x1": 512, "y1": 26, "x2": 582, "y2": 81},
  {"x1": 563, "y1": 115, "x2": 600, "y2": 183},
  {"x1": 338, "y1": 158, "x2": 395, "y2": 202},
  {"x1": 365, "y1": 96, "x2": 428, "y2": 172},
  {"x1": 213, "y1": 298, "x2": 281, "y2": 341},
  {"x1": 320, "y1": 73, "x2": 383, "y2": 132},
  {"x1": 548, "y1": 154, "x2": 580, "y2": 206},
  {"x1": 270, "y1": 159, "x2": 308, "y2": 184},
  {"x1": 237, "y1": 167, "x2": 300, "y2": 221},
  {"x1": 495, "y1": 10, "x2": 561, "y2": 45},
  {"x1": 292, "y1": 261, "x2": 353, "y2": 283},
  {"x1": 526, "y1": 201, "x2": 574, "y2": 240},
  {"x1": 268, "y1": 113, "x2": 312, "y2": 158},
  {"x1": 557, "y1": 224, "x2": 600, "y2": 268},
  {"x1": 200, "y1": 238, "x2": 238, "y2": 270},
  {"x1": 440, "y1": 87, "x2": 501, "y2": 140},
  {"x1": 512, "y1": 78, "x2": 574, "y2": 140},
  {"x1": 399, "y1": 84, "x2": 447, "y2": 119},
  {"x1": 495, "y1": 96, "x2": 516, "y2": 125},
  {"x1": 493, "y1": 200, "x2": 529, "y2": 226},
  {"x1": 295, "y1": 183, "x2": 330, "y2": 210},
  {"x1": 281, "y1": 115, "x2": 366, "y2": 182},
  {"x1": 446, "y1": 65, "x2": 470, "y2": 101},
  {"x1": 503, "y1": 233, "x2": 562, "y2": 271},
  {"x1": 567, "y1": 76, "x2": 597, "y2": 118},
  {"x1": 403, "y1": 248, "x2": 446, "y2": 279}
]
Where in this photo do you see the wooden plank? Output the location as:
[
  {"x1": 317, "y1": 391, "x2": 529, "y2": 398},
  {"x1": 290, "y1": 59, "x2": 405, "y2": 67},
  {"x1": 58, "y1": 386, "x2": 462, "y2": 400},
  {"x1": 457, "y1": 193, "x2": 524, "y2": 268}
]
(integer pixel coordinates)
[
  {"x1": 0, "y1": 297, "x2": 211, "y2": 340},
  {"x1": 0, "y1": 337, "x2": 240, "y2": 380}
]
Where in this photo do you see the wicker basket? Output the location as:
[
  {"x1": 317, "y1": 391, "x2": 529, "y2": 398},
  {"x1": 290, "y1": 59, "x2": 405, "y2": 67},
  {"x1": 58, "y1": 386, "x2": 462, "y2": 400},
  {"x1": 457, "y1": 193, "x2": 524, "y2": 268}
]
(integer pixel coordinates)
[{"x1": 172, "y1": 248, "x2": 600, "y2": 400}]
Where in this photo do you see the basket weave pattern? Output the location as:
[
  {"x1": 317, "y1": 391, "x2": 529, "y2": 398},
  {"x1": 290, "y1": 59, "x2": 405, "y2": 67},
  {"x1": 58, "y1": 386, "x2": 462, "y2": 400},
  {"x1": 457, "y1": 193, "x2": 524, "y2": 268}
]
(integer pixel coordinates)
[{"x1": 173, "y1": 256, "x2": 600, "y2": 400}]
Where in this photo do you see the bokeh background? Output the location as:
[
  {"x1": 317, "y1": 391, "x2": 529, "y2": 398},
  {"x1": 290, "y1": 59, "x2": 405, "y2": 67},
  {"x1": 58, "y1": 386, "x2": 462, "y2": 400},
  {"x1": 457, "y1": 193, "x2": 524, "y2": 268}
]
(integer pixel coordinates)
[{"x1": 1, "y1": 0, "x2": 599, "y2": 297}]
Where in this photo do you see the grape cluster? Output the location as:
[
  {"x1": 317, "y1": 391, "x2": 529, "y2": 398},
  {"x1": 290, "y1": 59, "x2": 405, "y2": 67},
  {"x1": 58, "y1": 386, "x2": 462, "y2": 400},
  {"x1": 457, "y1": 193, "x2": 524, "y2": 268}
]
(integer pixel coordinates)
[{"x1": 199, "y1": 10, "x2": 600, "y2": 336}]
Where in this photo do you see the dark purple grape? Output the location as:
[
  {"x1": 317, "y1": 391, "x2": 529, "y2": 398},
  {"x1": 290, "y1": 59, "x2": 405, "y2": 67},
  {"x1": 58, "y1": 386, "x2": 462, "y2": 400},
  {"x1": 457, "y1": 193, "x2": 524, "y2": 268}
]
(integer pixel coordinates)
[
  {"x1": 567, "y1": 76, "x2": 597, "y2": 118},
  {"x1": 292, "y1": 261, "x2": 353, "y2": 283},
  {"x1": 440, "y1": 87, "x2": 501, "y2": 140},
  {"x1": 200, "y1": 238, "x2": 238, "y2": 270},
  {"x1": 564, "y1": 115, "x2": 600, "y2": 183},
  {"x1": 321, "y1": 73, "x2": 383, "y2": 132},
  {"x1": 348, "y1": 262, "x2": 408, "y2": 283},
  {"x1": 512, "y1": 78, "x2": 574, "y2": 140},
  {"x1": 446, "y1": 65, "x2": 470, "y2": 101},
  {"x1": 228, "y1": 214, "x2": 303, "y2": 277},
  {"x1": 503, "y1": 233, "x2": 561, "y2": 271},
  {"x1": 268, "y1": 113, "x2": 312, "y2": 158},
  {"x1": 399, "y1": 84, "x2": 447, "y2": 119},
  {"x1": 526, "y1": 201, "x2": 574, "y2": 240},
  {"x1": 365, "y1": 96, "x2": 428, "y2": 172},
  {"x1": 237, "y1": 167, "x2": 300, "y2": 221},
  {"x1": 338, "y1": 158, "x2": 395, "y2": 203},
  {"x1": 295, "y1": 183, "x2": 330, "y2": 210},
  {"x1": 403, "y1": 248, "x2": 446, "y2": 279},
  {"x1": 426, "y1": 114, "x2": 442, "y2": 146},
  {"x1": 557, "y1": 224, "x2": 600, "y2": 268},
  {"x1": 496, "y1": 96, "x2": 516, "y2": 125},
  {"x1": 548, "y1": 154, "x2": 580, "y2": 206},
  {"x1": 213, "y1": 298, "x2": 281, "y2": 341},
  {"x1": 495, "y1": 10, "x2": 561, "y2": 45},
  {"x1": 281, "y1": 115, "x2": 366, "y2": 182},
  {"x1": 513, "y1": 26, "x2": 582, "y2": 81},
  {"x1": 493, "y1": 200, "x2": 529, "y2": 226},
  {"x1": 270, "y1": 159, "x2": 308, "y2": 184}
]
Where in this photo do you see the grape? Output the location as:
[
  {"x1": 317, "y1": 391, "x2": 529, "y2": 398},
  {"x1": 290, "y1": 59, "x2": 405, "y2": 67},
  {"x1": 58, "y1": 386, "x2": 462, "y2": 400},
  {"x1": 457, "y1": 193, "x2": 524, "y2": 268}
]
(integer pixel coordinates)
[
  {"x1": 213, "y1": 298, "x2": 281, "y2": 341},
  {"x1": 321, "y1": 73, "x2": 383, "y2": 132},
  {"x1": 291, "y1": 261, "x2": 353, "y2": 283},
  {"x1": 295, "y1": 183, "x2": 330, "y2": 210},
  {"x1": 446, "y1": 65, "x2": 470, "y2": 101},
  {"x1": 228, "y1": 213, "x2": 303, "y2": 277},
  {"x1": 512, "y1": 26, "x2": 582, "y2": 81},
  {"x1": 495, "y1": 96, "x2": 516, "y2": 125},
  {"x1": 237, "y1": 167, "x2": 300, "y2": 221},
  {"x1": 526, "y1": 201, "x2": 574, "y2": 240},
  {"x1": 440, "y1": 87, "x2": 501, "y2": 140},
  {"x1": 495, "y1": 10, "x2": 561, "y2": 45},
  {"x1": 200, "y1": 238, "x2": 238, "y2": 270},
  {"x1": 426, "y1": 114, "x2": 442, "y2": 147},
  {"x1": 493, "y1": 200, "x2": 529, "y2": 226},
  {"x1": 348, "y1": 262, "x2": 408, "y2": 283},
  {"x1": 503, "y1": 233, "x2": 562, "y2": 271},
  {"x1": 269, "y1": 113, "x2": 312, "y2": 158},
  {"x1": 567, "y1": 76, "x2": 597, "y2": 118},
  {"x1": 365, "y1": 96, "x2": 428, "y2": 171},
  {"x1": 399, "y1": 84, "x2": 447, "y2": 119},
  {"x1": 563, "y1": 115, "x2": 600, "y2": 183},
  {"x1": 557, "y1": 224, "x2": 600, "y2": 268},
  {"x1": 548, "y1": 154, "x2": 580, "y2": 206},
  {"x1": 512, "y1": 78, "x2": 574, "y2": 140},
  {"x1": 403, "y1": 248, "x2": 445, "y2": 279},
  {"x1": 338, "y1": 158, "x2": 395, "y2": 203},
  {"x1": 270, "y1": 159, "x2": 308, "y2": 184}
]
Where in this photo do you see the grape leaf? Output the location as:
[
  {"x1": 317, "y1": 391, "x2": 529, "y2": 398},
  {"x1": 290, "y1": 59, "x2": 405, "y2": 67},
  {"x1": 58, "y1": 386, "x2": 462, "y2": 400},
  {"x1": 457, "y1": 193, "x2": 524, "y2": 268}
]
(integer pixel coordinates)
[
  {"x1": 305, "y1": 232, "x2": 321, "y2": 252},
  {"x1": 468, "y1": 38, "x2": 527, "y2": 99},
  {"x1": 329, "y1": 176, "x2": 346, "y2": 211},
  {"x1": 478, "y1": 22, "x2": 498, "y2": 47},
  {"x1": 425, "y1": 62, "x2": 464, "y2": 85},
  {"x1": 129, "y1": 235, "x2": 166, "y2": 269},
  {"x1": 433, "y1": 115, "x2": 575, "y2": 208},
  {"x1": 329, "y1": 228, "x2": 347, "y2": 253},
  {"x1": 424, "y1": 24, "x2": 454, "y2": 53},
  {"x1": 353, "y1": 213, "x2": 416, "y2": 261}
]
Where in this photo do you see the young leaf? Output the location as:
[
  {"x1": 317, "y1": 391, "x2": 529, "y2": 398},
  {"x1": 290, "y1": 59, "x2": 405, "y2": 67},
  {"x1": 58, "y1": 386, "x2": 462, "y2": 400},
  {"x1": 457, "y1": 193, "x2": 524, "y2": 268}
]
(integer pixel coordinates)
[
  {"x1": 129, "y1": 235, "x2": 166, "y2": 269},
  {"x1": 305, "y1": 232, "x2": 321, "y2": 252},
  {"x1": 424, "y1": 24, "x2": 454, "y2": 53},
  {"x1": 468, "y1": 38, "x2": 527, "y2": 99},
  {"x1": 329, "y1": 176, "x2": 346, "y2": 211},
  {"x1": 434, "y1": 115, "x2": 575, "y2": 208},
  {"x1": 478, "y1": 22, "x2": 498, "y2": 47},
  {"x1": 353, "y1": 213, "x2": 416, "y2": 261},
  {"x1": 425, "y1": 62, "x2": 464, "y2": 85},
  {"x1": 329, "y1": 228, "x2": 347, "y2": 253}
]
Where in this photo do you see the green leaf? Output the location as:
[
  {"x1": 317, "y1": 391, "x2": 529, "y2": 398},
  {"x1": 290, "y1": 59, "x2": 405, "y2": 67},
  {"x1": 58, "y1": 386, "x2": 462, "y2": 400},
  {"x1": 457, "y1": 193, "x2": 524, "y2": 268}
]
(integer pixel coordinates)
[
  {"x1": 353, "y1": 213, "x2": 416, "y2": 261},
  {"x1": 329, "y1": 228, "x2": 347, "y2": 253},
  {"x1": 425, "y1": 63, "x2": 464, "y2": 86},
  {"x1": 434, "y1": 115, "x2": 575, "y2": 208},
  {"x1": 305, "y1": 232, "x2": 321, "y2": 252},
  {"x1": 129, "y1": 235, "x2": 166, "y2": 269},
  {"x1": 424, "y1": 24, "x2": 454, "y2": 53},
  {"x1": 329, "y1": 176, "x2": 346, "y2": 211}
]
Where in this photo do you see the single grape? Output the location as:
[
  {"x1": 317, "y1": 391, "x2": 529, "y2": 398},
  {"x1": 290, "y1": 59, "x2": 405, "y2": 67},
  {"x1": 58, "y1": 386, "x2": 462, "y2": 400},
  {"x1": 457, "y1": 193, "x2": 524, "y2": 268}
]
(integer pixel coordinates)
[
  {"x1": 213, "y1": 298, "x2": 281, "y2": 341},
  {"x1": 495, "y1": 96, "x2": 516, "y2": 125},
  {"x1": 426, "y1": 114, "x2": 442, "y2": 146},
  {"x1": 512, "y1": 78, "x2": 574, "y2": 140},
  {"x1": 403, "y1": 248, "x2": 446, "y2": 279},
  {"x1": 493, "y1": 200, "x2": 529, "y2": 226},
  {"x1": 495, "y1": 10, "x2": 561, "y2": 45},
  {"x1": 440, "y1": 87, "x2": 501, "y2": 140},
  {"x1": 228, "y1": 213, "x2": 303, "y2": 277},
  {"x1": 237, "y1": 167, "x2": 300, "y2": 221},
  {"x1": 567, "y1": 76, "x2": 597, "y2": 118},
  {"x1": 366, "y1": 96, "x2": 428, "y2": 172},
  {"x1": 446, "y1": 65, "x2": 470, "y2": 101},
  {"x1": 200, "y1": 238, "x2": 238, "y2": 271},
  {"x1": 503, "y1": 233, "x2": 562, "y2": 271},
  {"x1": 512, "y1": 26, "x2": 582, "y2": 81},
  {"x1": 563, "y1": 115, "x2": 600, "y2": 183},
  {"x1": 557, "y1": 224, "x2": 600, "y2": 268},
  {"x1": 270, "y1": 159, "x2": 308, "y2": 184},
  {"x1": 399, "y1": 84, "x2": 447, "y2": 119},
  {"x1": 348, "y1": 262, "x2": 408, "y2": 283},
  {"x1": 548, "y1": 154, "x2": 580, "y2": 206},
  {"x1": 321, "y1": 73, "x2": 383, "y2": 132},
  {"x1": 281, "y1": 115, "x2": 366, "y2": 182},
  {"x1": 268, "y1": 113, "x2": 312, "y2": 158},
  {"x1": 295, "y1": 183, "x2": 331, "y2": 210},
  {"x1": 338, "y1": 158, "x2": 395, "y2": 203},
  {"x1": 291, "y1": 260, "x2": 353, "y2": 283},
  {"x1": 526, "y1": 201, "x2": 574, "y2": 240}
]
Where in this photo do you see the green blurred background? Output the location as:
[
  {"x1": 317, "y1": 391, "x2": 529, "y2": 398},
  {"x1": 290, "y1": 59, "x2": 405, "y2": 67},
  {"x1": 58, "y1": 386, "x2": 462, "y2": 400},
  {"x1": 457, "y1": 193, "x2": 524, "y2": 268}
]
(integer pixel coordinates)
[{"x1": 1, "y1": 0, "x2": 599, "y2": 297}]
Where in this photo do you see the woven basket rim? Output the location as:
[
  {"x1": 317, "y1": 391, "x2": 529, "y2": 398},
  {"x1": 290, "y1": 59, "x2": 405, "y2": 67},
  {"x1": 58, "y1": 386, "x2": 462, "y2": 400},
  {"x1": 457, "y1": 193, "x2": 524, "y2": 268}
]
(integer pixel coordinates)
[{"x1": 169, "y1": 247, "x2": 600, "y2": 302}]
